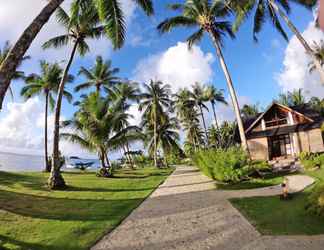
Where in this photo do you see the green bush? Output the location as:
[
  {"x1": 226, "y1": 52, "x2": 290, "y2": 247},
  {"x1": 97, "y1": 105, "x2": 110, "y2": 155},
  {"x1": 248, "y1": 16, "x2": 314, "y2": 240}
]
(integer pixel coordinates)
[
  {"x1": 133, "y1": 155, "x2": 153, "y2": 168},
  {"x1": 306, "y1": 184, "x2": 324, "y2": 217},
  {"x1": 299, "y1": 152, "x2": 324, "y2": 170}
]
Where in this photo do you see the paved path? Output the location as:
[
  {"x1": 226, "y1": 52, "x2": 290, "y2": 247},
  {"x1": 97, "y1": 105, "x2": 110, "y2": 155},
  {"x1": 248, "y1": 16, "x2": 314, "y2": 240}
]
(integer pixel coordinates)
[{"x1": 92, "y1": 166, "x2": 323, "y2": 250}]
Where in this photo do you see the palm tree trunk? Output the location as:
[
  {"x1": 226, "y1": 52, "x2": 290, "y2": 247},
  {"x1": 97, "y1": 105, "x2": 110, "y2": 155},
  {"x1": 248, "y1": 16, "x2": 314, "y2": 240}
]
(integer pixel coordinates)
[
  {"x1": 211, "y1": 102, "x2": 219, "y2": 129},
  {"x1": 44, "y1": 91, "x2": 50, "y2": 172},
  {"x1": 269, "y1": 0, "x2": 324, "y2": 84},
  {"x1": 125, "y1": 143, "x2": 135, "y2": 168},
  {"x1": 154, "y1": 103, "x2": 158, "y2": 168},
  {"x1": 48, "y1": 41, "x2": 78, "y2": 189},
  {"x1": 0, "y1": 0, "x2": 64, "y2": 110},
  {"x1": 199, "y1": 104, "x2": 209, "y2": 145},
  {"x1": 209, "y1": 31, "x2": 249, "y2": 152}
]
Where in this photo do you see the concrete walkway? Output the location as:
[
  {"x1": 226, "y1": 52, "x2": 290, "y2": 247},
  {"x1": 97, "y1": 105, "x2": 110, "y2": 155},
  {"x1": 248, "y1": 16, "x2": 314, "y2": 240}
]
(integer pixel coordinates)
[{"x1": 92, "y1": 166, "x2": 323, "y2": 250}]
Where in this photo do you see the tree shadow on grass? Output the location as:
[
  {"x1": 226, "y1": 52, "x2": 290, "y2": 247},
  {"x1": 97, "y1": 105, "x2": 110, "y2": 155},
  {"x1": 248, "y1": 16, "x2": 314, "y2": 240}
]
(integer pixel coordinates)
[
  {"x1": 0, "y1": 189, "x2": 142, "y2": 221},
  {"x1": 0, "y1": 235, "x2": 59, "y2": 250}
]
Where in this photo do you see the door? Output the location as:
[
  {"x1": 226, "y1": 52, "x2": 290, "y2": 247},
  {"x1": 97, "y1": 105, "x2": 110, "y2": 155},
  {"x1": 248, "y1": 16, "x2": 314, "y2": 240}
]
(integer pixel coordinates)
[{"x1": 269, "y1": 134, "x2": 291, "y2": 159}]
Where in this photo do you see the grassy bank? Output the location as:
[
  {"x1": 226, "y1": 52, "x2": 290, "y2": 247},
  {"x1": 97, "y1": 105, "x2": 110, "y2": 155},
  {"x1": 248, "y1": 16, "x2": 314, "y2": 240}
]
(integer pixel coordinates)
[
  {"x1": 230, "y1": 169, "x2": 324, "y2": 235},
  {"x1": 0, "y1": 167, "x2": 173, "y2": 250}
]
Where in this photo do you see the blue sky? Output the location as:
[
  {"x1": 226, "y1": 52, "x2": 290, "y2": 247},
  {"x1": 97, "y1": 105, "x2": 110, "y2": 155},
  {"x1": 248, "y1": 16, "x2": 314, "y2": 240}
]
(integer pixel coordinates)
[{"x1": 0, "y1": 0, "x2": 322, "y2": 156}]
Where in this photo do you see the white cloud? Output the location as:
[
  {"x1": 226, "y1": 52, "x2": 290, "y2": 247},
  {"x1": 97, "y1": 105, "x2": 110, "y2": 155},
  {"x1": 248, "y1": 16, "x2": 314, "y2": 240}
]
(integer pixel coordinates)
[
  {"x1": 133, "y1": 42, "x2": 215, "y2": 92},
  {"x1": 0, "y1": 97, "x2": 95, "y2": 157},
  {"x1": 277, "y1": 21, "x2": 324, "y2": 98}
]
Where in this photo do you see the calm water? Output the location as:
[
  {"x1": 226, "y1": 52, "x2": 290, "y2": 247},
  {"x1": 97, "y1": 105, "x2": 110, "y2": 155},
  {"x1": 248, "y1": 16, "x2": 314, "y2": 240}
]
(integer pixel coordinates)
[{"x1": 0, "y1": 151, "x2": 101, "y2": 172}]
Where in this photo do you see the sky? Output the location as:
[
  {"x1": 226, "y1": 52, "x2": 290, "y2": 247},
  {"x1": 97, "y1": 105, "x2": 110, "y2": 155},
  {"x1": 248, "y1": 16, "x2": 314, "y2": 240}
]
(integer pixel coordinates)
[{"x1": 0, "y1": 0, "x2": 323, "y2": 157}]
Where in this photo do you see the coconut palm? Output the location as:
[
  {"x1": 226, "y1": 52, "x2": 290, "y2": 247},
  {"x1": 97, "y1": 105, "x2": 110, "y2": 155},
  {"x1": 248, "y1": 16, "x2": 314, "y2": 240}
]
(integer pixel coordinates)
[
  {"x1": 43, "y1": 5, "x2": 111, "y2": 189},
  {"x1": 61, "y1": 93, "x2": 141, "y2": 177},
  {"x1": 158, "y1": 0, "x2": 249, "y2": 151},
  {"x1": 21, "y1": 61, "x2": 73, "y2": 172},
  {"x1": 277, "y1": 89, "x2": 306, "y2": 107},
  {"x1": 191, "y1": 82, "x2": 209, "y2": 144},
  {"x1": 183, "y1": 111, "x2": 205, "y2": 152},
  {"x1": 309, "y1": 40, "x2": 324, "y2": 73},
  {"x1": 230, "y1": 0, "x2": 324, "y2": 83},
  {"x1": 110, "y1": 82, "x2": 141, "y2": 167},
  {"x1": 139, "y1": 80, "x2": 172, "y2": 167},
  {"x1": 145, "y1": 116, "x2": 182, "y2": 166},
  {"x1": 204, "y1": 85, "x2": 227, "y2": 128},
  {"x1": 0, "y1": 0, "x2": 154, "y2": 110},
  {"x1": 75, "y1": 56, "x2": 120, "y2": 93},
  {"x1": 241, "y1": 104, "x2": 260, "y2": 119},
  {"x1": 0, "y1": 41, "x2": 30, "y2": 100}
]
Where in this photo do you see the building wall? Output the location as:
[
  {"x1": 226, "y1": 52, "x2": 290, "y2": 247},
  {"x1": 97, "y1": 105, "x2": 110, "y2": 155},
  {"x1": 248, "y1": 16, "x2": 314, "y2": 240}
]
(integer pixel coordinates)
[
  {"x1": 293, "y1": 129, "x2": 324, "y2": 154},
  {"x1": 247, "y1": 137, "x2": 269, "y2": 161}
]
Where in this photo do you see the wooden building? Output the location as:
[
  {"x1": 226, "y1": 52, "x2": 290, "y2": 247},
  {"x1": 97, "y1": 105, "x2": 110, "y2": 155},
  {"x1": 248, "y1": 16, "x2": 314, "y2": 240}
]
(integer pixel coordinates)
[{"x1": 244, "y1": 103, "x2": 324, "y2": 161}]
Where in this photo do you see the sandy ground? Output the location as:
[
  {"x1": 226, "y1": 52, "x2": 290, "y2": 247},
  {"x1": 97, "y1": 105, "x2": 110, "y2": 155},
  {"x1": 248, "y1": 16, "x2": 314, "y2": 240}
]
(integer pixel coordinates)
[{"x1": 92, "y1": 166, "x2": 324, "y2": 250}]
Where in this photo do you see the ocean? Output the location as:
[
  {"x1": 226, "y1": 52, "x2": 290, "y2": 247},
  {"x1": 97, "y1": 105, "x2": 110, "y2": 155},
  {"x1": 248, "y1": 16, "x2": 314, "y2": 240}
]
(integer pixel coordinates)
[{"x1": 0, "y1": 151, "x2": 101, "y2": 172}]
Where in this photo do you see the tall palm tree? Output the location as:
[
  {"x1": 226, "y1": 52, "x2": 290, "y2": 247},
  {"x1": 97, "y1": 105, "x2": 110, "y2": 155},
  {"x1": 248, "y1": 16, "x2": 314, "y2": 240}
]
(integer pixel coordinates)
[
  {"x1": 145, "y1": 116, "x2": 182, "y2": 166},
  {"x1": 21, "y1": 61, "x2": 73, "y2": 172},
  {"x1": 75, "y1": 56, "x2": 120, "y2": 93},
  {"x1": 277, "y1": 88, "x2": 306, "y2": 107},
  {"x1": 43, "y1": 5, "x2": 110, "y2": 189},
  {"x1": 111, "y1": 82, "x2": 141, "y2": 167},
  {"x1": 62, "y1": 93, "x2": 140, "y2": 177},
  {"x1": 158, "y1": 1, "x2": 249, "y2": 151},
  {"x1": 183, "y1": 112, "x2": 204, "y2": 152},
  {"x1": 0, "y1": 41, "x2": 30, "y2": 100},
  {"x1": 0, "y1": 0, "x2": 154, "y2": 110},
  {"x1": 191, "y1": 82, "x2": 209, "y2": 144},
  {"x1": 139, "y1": 80, "x2": 172, "y2": 167},
  {"x1": 204, "y1": 85, "x2": 227, "y2": 128},
  {"x1": 309, "y1": 40, "x2": 324, "y2": 73},
  {"x1": 230, "y1": 0, "x2": 324, "y2": 83}
]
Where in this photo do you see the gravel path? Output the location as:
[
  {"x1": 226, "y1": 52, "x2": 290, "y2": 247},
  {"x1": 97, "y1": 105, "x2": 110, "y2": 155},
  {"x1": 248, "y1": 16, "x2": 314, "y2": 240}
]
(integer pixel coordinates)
[{"x1": 92, "y1": 166, "x2": 323, "y2": 250}]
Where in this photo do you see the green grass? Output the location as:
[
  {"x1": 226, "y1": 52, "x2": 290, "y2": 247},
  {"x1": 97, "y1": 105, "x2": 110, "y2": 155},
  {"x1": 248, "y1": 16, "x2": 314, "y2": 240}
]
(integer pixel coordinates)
[
  {"x1": 0, "y1": 167, "x2": 173, "y2": 250},
  {"x1": 217, "y1": 173, "x2": 284, "y2": 190},
  {"x1": 230, "y1": 168, "x2": 324, "y2": 235}
]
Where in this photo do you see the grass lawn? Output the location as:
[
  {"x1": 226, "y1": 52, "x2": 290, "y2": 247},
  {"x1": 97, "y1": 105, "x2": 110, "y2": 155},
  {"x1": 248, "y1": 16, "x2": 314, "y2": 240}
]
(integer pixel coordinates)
[
  {"x1": 217, "y1": 173, "x2": 284, "y2": 190},
  {"x1": 230, "y1": 168, "x2": 324, "y2": 235},
  {"x1": 0, "y1": 167, "x2": 173, "y2": 250}
]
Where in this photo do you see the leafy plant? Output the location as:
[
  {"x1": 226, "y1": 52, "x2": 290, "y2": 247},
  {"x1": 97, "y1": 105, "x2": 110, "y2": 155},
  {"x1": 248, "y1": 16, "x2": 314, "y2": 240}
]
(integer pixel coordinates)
[
  {"x1": 299, "y1": 152, "x2": 324, "y2": 170},
  {"x1": 306, "y1": 184, "x2": 324, "y2": 217}
]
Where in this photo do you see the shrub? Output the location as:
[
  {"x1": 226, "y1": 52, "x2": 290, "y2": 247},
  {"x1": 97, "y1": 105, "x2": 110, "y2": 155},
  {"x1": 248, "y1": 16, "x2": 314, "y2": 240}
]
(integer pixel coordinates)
[
  {"x1": 193, "y1": 147, "x2": 271, "y2": 183},
  {"x1": 306, "y1": 184, "x2": 324, "y2": 217},
  {"x1": 299, "y1": 152, "x2": 324, "y2": 170}
]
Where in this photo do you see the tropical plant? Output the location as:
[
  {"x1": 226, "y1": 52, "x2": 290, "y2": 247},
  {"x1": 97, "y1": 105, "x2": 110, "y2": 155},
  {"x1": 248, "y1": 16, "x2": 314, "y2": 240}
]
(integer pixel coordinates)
[
  {"x1": 309, "y1": 96, "x2": 324, "y2": 116},
  {"x1": 309, "y1": 40, "x2": 324, "y2": 73},
  {"x1": 0, "y1": 0, "x2": 154, "y2": 110},
  {"x1": 208, "y1": 121, "x2": 237, "y2": 149},
  {"x1": 230, "y1": 0, "x2": 324, "y2": 83},
  {"x1": 75, "y1": 55, "x2": 120, "y2": 93},
  {"x1": 191, "y1": 82, "x2": 209, "y2": 143},
  {"x1": 157, "y1": 0, "x2": 249, "y2": 151},
  {"x1": 0, "y1": 41, "x2": 30, "y2": 100},
  {"x1": 139, "y1": 80, "x2": 172, "y2": 167},
  {"x1": 111, "y1": 82, "x2": 141, "y2": 167},
  {"x1": 43, "y1": 5, "x2": 110, "y2": 189},
  {"x1": 21, "y1": 61, "x2": 73, "y2": 172},
  {"x1": 144, "y1": 115, "x2": 183, "y2": 167},
  {"x1": 241, "y1": 104, "x2": 260, "y2": 118},
  {"x1": 204, "y1": 85, "x2": 227, "y2": 128},
  {"x1": 61, "y1": 93, "x2": 141, "y2": 177},
  {"x1": 277, "y1": 88, "x2": 306, "y2": 107}
]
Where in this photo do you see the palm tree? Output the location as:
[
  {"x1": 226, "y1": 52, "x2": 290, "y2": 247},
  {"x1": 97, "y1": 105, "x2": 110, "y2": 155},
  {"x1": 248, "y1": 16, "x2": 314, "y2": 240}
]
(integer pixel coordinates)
[
  {"x1": 191, "y1": 82, "x2": 209, "y2": 144},
  {"x1": 75, "y1": 56, "x2": 120, "y2": 93},
  {"x1": 0, "y1": 0, "x2": 154, "y2": 110},
  {"x1": 145, "y1": 116, "x2": 182, "y2": 166},
  {"x1": 277, "y1": 89, "x2": 306, "y2": 107},
  {"x1": 0, "y1": 41, "x2": 30, "y2": 100},
  {"x1": 204, "y1": 85, "x2": 227, "y2": 128},
  {"x1": 62, "y1": 93, "x2": 141, "y2": 177},
  {"x1": 158, "y1": 1, "x2": 249, "y2": 151},
  {"x1": 241, "y1": 104, "x2": 260, "y2": 119},
  {"x1": 43, "y1": 5, "x2": 110, "y2": 189},
  {"x1": 309, "y1": 40, "x2": 324, "y2": 73},
  {"x1": 21, "y1": 61, "x2": 73, "y2": 172},
  {"x1": 111, "y1": 82, "x2": 141, "y2": 167},
  {"x1": 230, "y1": 0, "x2": 324, "y2": 83},
  {"x1": 139, "y1": 80, "x2": 172, "y2": 167},
  {"x1": 183, "y1": 112, "x2": 204, "y2": 152}
]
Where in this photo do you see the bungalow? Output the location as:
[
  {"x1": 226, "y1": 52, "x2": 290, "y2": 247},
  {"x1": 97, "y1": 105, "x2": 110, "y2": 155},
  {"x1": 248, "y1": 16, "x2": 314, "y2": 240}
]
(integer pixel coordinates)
[{"x1": 244, "y1": 102, "x2": 324, "y2": 161}]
